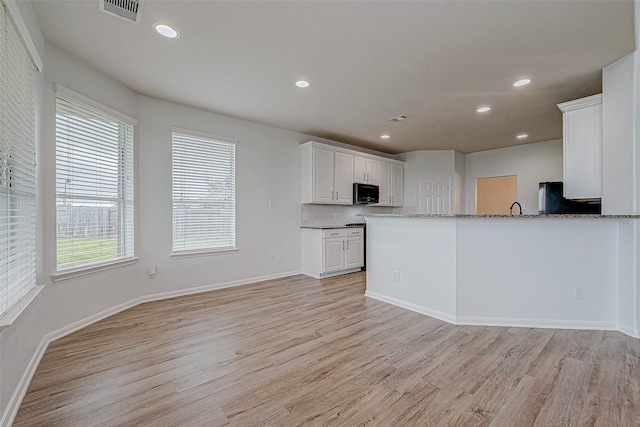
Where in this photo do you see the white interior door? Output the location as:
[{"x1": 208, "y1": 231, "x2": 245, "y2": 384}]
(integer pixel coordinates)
[{"x1": 420, "y1": 178, "x2": 451, "y2": 214}]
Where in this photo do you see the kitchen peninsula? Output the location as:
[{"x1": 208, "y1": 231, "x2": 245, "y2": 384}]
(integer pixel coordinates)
[{"x1": 363, "y1": 214, "x2": 640, "y2": 338}]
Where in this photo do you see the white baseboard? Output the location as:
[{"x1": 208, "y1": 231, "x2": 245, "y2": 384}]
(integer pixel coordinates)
[
  {"x1": 364, "y1": 290, "x2": 457, "y2": 324},
  {"x1": 1, "y1": 270, "x2": 301, "y2": 427},
  {"x1": 365, "y1": 290, "x2": 620, "y2": 333},
  {"x1": 617, "y1": 323, "x2": 640, "y2": 339},
  {"x1": 456, "y1": 316, "x2": 618, "y2": 331}
]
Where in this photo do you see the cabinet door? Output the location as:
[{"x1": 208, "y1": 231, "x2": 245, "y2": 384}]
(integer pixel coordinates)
[
  {"x1": 563, "y1": 104, "x2": 602, "y2": 199},
  {"x1": 353, "y1": 156, "x2": 367, "y2": 183},
  {"x1": 334, "y1": 152, "x2": 354, "y2": 204},
  {"x1": 365, "y1": 159, "x2": 378, "y2": 184},
  {"x1": 345, "y1": 237, "x2": 364, "y2": 269},
  {"x1": 312, "y1": 147, "x2": 336, "y2": 203},
  {"x1": 391, "y1": 163, "x2": 404, "y2": 206},
  {"x1": 323, "y1": 238, "x2": 345, "y2": 273},
  {"x1": 377, "y1": 161, "x2": 391, "y2": 206}
]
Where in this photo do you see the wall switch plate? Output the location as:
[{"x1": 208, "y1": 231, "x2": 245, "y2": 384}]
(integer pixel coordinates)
[
  {"x1": 269, "y1": 254, "x2": 275, "y2": 263},
  {"x1": 574, "y1": 286, "x2": 584, "y2": 299},
  {"x1": 269, "y1": 200, "x2": 275, "y2": 208},
  {"x1": 393, "y1": 270, "x2": 400, "y2": 282},
  {"x1": 148, "y1": 265, "x2": 157, "y2": 279}
]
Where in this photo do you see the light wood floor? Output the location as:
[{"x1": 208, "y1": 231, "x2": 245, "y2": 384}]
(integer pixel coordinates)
[{"x1": 14, "y1": 272, "x2": 640, "y2": 426}]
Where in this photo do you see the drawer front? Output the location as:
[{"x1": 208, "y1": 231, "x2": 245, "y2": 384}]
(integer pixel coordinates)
[
  {"x1": 323, "y1": 229, "x2": 345, "y2": 239},
  {"x1": 345, "y1": 228, "x2": 364, "y2": 237}
]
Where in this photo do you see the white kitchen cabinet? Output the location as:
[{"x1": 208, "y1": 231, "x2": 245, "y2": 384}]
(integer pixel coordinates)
[
  {"x1": 302, "y1": 143, "x2": 353, "y2": 204},
  {"x1": 354, "y1": 156, "x2": 378, "y2": 184},
  {"x1": 558, "y1": 94, "x2": 602, "y2": 199},
  {"x1": 376, "y1": 161, "x2": 404, "y2": 206},
  {"x1": 302, "y1": 228, "x2": 364, "y2": 279}
]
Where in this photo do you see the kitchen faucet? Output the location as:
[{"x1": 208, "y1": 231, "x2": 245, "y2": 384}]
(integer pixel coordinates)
[{"x1": 509, "y1": 201, "x2": 523, "y2": 216}]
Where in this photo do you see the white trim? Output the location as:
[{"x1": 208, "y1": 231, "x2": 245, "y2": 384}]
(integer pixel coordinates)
[
  {"x1": 0, "y1": 285, "x2": 44, "y2": 328},
  {"x1": 52, "y1": 257, "x2": 140, "y2": 283},
  {"x1": 617, "y1": 323, "x2": 640, "y2": 339},
  {"x1": 557, "y1": 93, "x2": 603, "y2": 112},
  {"x1": 170, "y1": 248, "x2": 239, "y2": 259},
  {"x1": 0, "y1": 269, "x2": 302, "y2": 427},
  {"x1": 365, "y1": 290, "x2": 622, "y2": 333},
  {"x1": 54, "y1": 84, "x2": 138, "y2": 125},
  {"x1": 456, "y1": 316, "x2": 618, "y2": 331},
  {"x1": 303, "y1": 268, "x2": 363, "y2": 280},
  {"x1": 365, "y1": 290, "x2": 457, "y2": 324},
  {"x1": 171, "y1": 126, "x2": 238, "y2": 145},
  {"x1": 3, "y1": 0, "x2": 43, "y2": 71}
]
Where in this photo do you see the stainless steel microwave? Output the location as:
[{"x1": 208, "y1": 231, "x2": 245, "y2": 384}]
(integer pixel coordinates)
[{"x1": 353, "y1": 183, "x2": 379, "y2": 204}]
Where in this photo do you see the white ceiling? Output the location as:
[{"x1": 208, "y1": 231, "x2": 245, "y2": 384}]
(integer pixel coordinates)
[{"x1": 31, "y1": 0, "x2": 635, "y2": 154}]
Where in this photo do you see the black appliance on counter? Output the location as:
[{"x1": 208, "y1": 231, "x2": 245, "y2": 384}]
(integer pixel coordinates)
[
  {"x1": 345, "y1": 222, "x2": 367, "y2": 271},
  {"x1": 353, "y1": 183, "x2": 379, "y2": 204},
  {"x1": 538, "y1": 182, "x2": 601, "y2": 214}
]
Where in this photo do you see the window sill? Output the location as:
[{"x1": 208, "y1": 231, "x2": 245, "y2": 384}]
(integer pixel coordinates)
[
  {"x1": 52, "y1": 257, "x2": 140, "y2": 283},
  {"x1": 170, "y1": 248, "x2": 239, "y2": 259},
  {"x1": 0, "y1": 285, "x2": 44, "y2": 329}
]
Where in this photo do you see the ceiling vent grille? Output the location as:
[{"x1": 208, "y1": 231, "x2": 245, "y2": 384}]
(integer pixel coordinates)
[
  {"x1": 389, "y1": 114, "x2": 408, "y2": 122},
  {"x1": 99, "y1": 0, "x2": 145, "y2": 24}
]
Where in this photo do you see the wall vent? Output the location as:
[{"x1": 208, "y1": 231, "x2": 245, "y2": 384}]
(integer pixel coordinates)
[
  {"x1": 99, "y1": 0, "x2": 145, "y2": 24},
  {"x1": 389, "y1": 114, "x2": 408, "y2": 122}
]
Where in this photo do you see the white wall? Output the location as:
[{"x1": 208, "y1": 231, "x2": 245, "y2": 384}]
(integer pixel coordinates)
[
  {"x1": 366, "y1": 216, "x2": 621, "y2": 330},
  {"x1": 464, "y1": 140, "x2": 563, "y2": 214},
  {"x1": 602, "y1": 53, "x2": 636, "y2": 215},
  {"x1": 137, "y1": 95, "x2": 303, "y2": 294}
]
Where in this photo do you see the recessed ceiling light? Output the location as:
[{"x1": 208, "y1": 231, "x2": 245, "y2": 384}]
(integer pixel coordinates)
[
  {"x1": 380, "y1": 134, "x2": 390, "y2": 139},
  {"x1": 295, "y1": 80, "x2": 310, "y2": 88},
  {"x1": 513, "y1": 79, "x2": 531, "y2": 87},
  {"x1": 516, "y1": 133, "x2": 528, "y2": 139},
  {"x1": 154, "y1": 23, "x2": 179, "y2": 39},
  {"x1": 476, "y1": 106, "x2": 491, "y2": 113}
]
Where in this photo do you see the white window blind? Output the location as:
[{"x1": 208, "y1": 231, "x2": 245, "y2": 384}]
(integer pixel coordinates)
[
  {"x1": 172, "y1": 130, "x2": 236, "y2": 254},
  {"x1": 0, "y1": 1, "x2": 37, "y2": 319},
  {"x1": 55, "y1": 94, "x2": 134, "y2": 271}
]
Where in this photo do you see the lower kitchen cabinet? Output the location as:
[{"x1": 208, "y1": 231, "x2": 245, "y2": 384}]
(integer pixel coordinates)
[{"x1": 302, "y1": 227, "x2": 364, "y2": 279}]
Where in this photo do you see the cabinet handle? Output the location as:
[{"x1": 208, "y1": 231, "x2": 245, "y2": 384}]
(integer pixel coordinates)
[
  {"x1": 336, "y1": 190, "x2": 339, "y2": 199},
  {"x1": 331, "y1": 190, "x2": 335, "y2": 200},
  {"x1": 342, "y1": 241, "x2": 345, "y2": 250},
  {"x1": 366, "y1": 173, "x2": 369, "y2": 182},
  {"x1": 347, "y1": 240, "x2": 350, "y2": 250}
]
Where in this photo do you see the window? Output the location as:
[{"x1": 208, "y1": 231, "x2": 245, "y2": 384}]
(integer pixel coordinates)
[
  {"x1": 55, "y1": 91, "x2": 135, "y2": 271},
  {"x1": 0, "y1": 2, "x2": 37, "y2": 319},
  {"x1": 172, "y1": 129, "x2": 236, "y2": 254}
]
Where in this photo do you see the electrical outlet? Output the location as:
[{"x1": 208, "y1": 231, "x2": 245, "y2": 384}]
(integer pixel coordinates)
[
  {"x1": 521, "y1": 203, "x2": 526, "y2": 211},
  {"x1": 269, "y1": 254, "x2": 275, "y2": 263},
  {"x1": 269, "y1": 200, "x2": 275, "y2": 208},
  {"x1": 148, "y1": 265, "x2": 157, "y2": 279},
  {"x1": 393, "y1": 270, "x2": 400, "y2": 282},
  {"x1": 574, "y1": 286, "x2": 584, "y2": 299}
]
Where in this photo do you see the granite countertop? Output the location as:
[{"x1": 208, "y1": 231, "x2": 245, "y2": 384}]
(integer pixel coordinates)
[
  {"x1": 301, "y1": 224, "x2": 366, "y2": 229},
  {"x1": 361, "y1": 214, "x2": 640, "y2": 219}
]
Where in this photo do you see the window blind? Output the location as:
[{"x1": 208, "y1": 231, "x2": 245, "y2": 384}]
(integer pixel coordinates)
[
  {"x1": 0, "y1": 1, "x2": 37, "y2": 319},
  {"x1": 172, "y1": 131, "x2": 236, "y2": 253},
  {"x1": 55, "y1": 95, "x2": 134, "y2": 270}
]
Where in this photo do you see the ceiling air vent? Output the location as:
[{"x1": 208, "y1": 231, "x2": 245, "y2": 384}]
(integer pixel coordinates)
[
  {"x1": 389, "y1": 114, "x2": 408, "y2": 122},
  {"x1": 99, "y1": 0, "x2": 145, "y2": 24}
]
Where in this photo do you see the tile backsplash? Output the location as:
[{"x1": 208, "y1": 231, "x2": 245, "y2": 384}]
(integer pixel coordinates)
[{"x1": 300, "y1": 204, "x2": 396, "y2": 227}]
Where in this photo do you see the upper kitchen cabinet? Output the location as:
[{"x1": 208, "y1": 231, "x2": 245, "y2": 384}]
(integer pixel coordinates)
[
  {"x1": 301, "y1": 142, "x2": 353, "y2": 204},
  {"x1": 376, "y1": 161, "x2": 404, "y2": 206},
  {"x1": 354, "y1": 156, "x2": 378, "y2": 184},
  {"x1": 558, "y1": 94, "x2": 603, "y2": 199}
]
